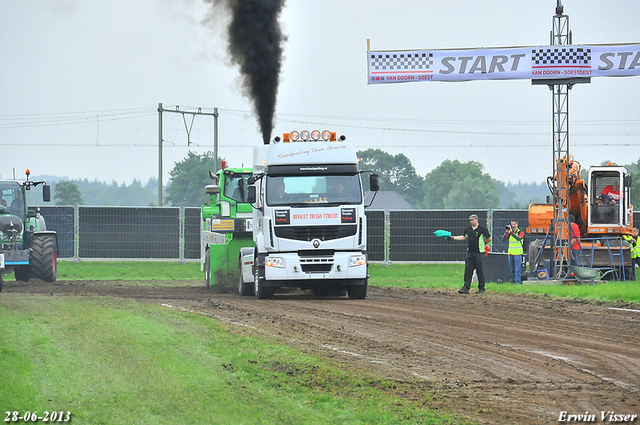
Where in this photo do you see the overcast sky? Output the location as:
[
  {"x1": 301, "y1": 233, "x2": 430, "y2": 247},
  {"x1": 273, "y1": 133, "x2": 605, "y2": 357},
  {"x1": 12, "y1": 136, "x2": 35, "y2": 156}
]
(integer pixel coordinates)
[{"x1": 1, "y1": 0, "x2": 639, "y2": 188}]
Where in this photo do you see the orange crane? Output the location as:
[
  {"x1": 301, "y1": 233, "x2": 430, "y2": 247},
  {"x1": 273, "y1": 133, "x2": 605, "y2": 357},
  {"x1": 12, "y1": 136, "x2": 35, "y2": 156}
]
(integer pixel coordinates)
[{"x1": 527, "y1": 155, "x2": 634, "y2": 279}]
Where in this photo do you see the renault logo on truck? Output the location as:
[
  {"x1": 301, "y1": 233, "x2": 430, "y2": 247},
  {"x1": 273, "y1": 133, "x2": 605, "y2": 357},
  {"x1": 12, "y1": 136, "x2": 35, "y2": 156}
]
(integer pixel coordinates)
[{"x1": 312, "y1": 238, "x2": 321, "y2": 248}]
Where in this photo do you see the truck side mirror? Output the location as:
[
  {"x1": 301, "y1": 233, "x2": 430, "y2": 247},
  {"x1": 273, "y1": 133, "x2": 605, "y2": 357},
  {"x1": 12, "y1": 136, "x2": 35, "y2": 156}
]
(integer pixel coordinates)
[
  {"x1": 247, "y1": 186, "x2": 257, "y2": 204},
  {"x1": 42, "y1": 184, "x2": 51, "y2": 202},
  {"x1": 624, "y1": 175, "x2": 632, "y2": 187},
  {"x1": 369, "y1": 173, "x2": 380, "y2": 192}
]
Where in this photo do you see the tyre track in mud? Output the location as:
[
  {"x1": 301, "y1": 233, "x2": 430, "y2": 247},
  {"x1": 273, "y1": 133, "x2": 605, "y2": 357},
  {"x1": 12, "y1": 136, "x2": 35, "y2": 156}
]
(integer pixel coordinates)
[{"x1": 5, "y1": 280, "x2": 640, "y2": 424}]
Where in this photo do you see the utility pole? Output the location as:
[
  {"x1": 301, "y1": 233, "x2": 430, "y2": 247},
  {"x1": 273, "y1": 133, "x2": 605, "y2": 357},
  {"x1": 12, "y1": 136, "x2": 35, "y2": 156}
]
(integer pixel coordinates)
[
  {"x1": 158, "y1": 103, "x2": 163, "y2": 207},
  {"x1": 157, "y1": 103, "x2": 220, "y2": 206},
  {"x1": 214, "y1": 107, "x2": 219, "y2": 176}
]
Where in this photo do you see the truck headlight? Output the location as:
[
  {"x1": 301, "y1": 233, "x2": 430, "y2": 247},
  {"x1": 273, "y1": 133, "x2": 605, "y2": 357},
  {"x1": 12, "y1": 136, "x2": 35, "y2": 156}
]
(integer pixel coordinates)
[
  {"x1": 349, "y1": 255, "x2": 366, "y2": 267},
  {"x1": 265, "y1": 256, "x2": 285, "y2": 268}
]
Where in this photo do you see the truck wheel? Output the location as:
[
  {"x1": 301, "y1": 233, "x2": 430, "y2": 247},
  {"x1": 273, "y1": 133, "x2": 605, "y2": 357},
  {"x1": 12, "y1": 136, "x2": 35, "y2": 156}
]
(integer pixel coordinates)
[
  {"x1": 347, "y1": 279, "x2": 368, "y2": 300},
  {"x1": 0, "y1": 274, "x2": 3, "y2": 292},
  {"x1": 254, "y1": 270, "x2": 274, "y2": 299},
  {"x1": 204, "y1": 250, "x2": 211, "y2": 289},
  {"x1": 238, "y1": 256, "x2": 254, "y2": 296},
  {"x1": 31, "y1": 234, "x2": 57, "y2": 282},
  {"x1": 14, "y1": 266, "x2": 31, "y2": 282}
]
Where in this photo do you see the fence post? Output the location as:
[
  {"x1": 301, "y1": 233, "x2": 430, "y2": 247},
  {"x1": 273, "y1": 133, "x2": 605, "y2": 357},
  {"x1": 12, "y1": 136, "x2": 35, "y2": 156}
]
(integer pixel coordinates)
[
  {"x1": 178, "y1": 206, "x2": 185, "y2": 263},
  {"x1": 382, "y1": 209, "x2": 391, "y2": 266},
  {"x1": 74, "y1": 204, "x2": 80, "y2": 261}
]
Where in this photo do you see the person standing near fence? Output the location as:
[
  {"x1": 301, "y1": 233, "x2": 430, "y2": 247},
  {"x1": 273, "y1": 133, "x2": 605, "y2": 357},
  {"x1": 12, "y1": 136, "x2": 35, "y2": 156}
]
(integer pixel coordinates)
[
  {"x1": 449, "y1": 214, "x2": 492, "y2": 294},
  {"x1": 504, "y1": 219, "x2": 524, "y2": 284}
]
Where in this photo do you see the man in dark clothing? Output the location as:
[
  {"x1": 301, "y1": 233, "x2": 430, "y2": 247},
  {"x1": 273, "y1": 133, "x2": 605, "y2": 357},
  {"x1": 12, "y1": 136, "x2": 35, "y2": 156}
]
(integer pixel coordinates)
[{"x1": 450, "y1": 214, "x2": 492, "y2": 294}]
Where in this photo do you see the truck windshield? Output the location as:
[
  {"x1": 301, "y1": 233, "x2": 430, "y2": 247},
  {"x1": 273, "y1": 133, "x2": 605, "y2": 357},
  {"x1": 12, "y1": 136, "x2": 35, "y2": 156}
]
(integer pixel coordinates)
[
  {"x1": 224, "y1": 173, "x2": 252, "y2": 203},
  {"x1": 266, "y1": 175, "x2": 362, "y2": 206}
]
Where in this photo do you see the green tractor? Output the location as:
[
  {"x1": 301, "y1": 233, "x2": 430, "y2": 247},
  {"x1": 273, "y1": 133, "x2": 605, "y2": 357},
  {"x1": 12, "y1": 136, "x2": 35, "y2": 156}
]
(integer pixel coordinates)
[
  {"x1": 0, "y1": 170, "x2": 57, "y2": 292},
  {"x1": 201, "y1": 164, "x2": 254, "y2": 291}
]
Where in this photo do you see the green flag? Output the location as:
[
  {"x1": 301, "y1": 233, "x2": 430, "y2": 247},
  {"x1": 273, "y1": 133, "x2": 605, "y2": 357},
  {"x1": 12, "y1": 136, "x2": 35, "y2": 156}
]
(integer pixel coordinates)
[{"x1": 434, "y1": 230, "x2": 452, "y2": 239}]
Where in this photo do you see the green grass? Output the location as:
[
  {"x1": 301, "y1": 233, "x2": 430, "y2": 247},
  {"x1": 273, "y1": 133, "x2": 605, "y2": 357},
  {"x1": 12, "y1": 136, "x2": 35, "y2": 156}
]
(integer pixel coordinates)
[
  {"x1": 55, "y1": 260, "x2": 203, "y2": 282},
  {"x1": 368, "y1": 263, "x2": 640, "y2": 304},
  {"x1": 369, "y1": 263, "x2": 463, "y2": 289},
  {"x1": 0, "y1": 295, "x2": 463, "y2": 425},
  {"x1": 488, "y1": 279, "x2": 640, "y2": 303}
]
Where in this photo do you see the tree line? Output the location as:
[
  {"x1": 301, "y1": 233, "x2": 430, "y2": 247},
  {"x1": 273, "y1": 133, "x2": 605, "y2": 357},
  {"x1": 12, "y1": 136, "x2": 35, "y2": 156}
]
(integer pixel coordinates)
[{"x1": 48, "y1": 150, "x2": 640, "y2": 210}]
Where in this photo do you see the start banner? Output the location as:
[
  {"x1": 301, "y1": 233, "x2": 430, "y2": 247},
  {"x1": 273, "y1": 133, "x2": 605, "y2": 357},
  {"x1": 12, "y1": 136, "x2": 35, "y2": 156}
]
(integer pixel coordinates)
[{"x1": 367, "y1": 44, "x2": 640, "y2": 84}]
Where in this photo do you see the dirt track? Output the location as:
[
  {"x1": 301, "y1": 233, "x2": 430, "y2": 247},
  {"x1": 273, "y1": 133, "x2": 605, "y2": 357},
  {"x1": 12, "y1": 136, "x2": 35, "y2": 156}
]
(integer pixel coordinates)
[{"x1": 5, "y1": 280, "x2": 640, "y2": 424}]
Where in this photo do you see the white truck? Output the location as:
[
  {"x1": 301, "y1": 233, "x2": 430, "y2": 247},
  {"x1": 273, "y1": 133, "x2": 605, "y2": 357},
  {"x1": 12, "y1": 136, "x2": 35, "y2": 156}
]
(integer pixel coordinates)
[{"x1": 238, "y1": 130, "x2": 378, "y2": 299}]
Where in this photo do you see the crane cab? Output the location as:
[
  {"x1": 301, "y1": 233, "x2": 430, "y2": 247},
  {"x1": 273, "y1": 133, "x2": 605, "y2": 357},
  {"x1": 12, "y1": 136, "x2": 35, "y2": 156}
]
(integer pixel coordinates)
[{"x1": 587, "y1": 166, "x2": 634, "y2": 235}]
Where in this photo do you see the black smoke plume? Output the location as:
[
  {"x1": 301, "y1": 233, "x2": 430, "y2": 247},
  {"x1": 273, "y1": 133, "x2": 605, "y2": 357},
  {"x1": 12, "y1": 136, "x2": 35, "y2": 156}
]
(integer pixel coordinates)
[{"x1": 205, "y1": 0, "x2": 287, "y2": 145}]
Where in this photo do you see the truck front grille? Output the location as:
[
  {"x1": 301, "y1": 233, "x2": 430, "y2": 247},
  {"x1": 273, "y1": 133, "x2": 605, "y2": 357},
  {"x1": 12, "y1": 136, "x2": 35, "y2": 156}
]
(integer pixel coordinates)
[
  {"x1": 274, "y1": 225, "x2": 357, "y2": 241},
  {"x1": 300, "y1": 256, "x2": 334, "y2": 273}
]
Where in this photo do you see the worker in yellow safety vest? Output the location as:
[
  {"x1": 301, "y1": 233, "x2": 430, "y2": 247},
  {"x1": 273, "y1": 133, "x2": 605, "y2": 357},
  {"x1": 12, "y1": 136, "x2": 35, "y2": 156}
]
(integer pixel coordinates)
[
  {"x1": 623, "y1": 228, "x2": 640, "y2": 281},
  {"x1": 504, "y1": 219, "x2": 525, "y2": 284}
]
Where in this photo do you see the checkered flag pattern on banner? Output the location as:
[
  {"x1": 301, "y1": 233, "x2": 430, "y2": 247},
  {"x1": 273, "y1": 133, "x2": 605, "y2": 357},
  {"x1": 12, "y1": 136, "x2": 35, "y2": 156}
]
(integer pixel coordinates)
[
  {"x1": 531, "y1": 47, "x2": 592, "y2": 66},
  {"x1": 370, "y1": 52, "x2": 434, "y2": 71}
]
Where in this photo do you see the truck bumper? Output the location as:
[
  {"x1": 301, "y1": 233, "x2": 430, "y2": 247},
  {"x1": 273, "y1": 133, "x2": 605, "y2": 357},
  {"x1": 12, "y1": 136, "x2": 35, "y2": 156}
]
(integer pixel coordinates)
[
  {"x1": 263, "y1": 252, "x2": 367, "y2": 282},
  {"x1": 1, "y1": 250, "x2": 30, "y2": 268}
]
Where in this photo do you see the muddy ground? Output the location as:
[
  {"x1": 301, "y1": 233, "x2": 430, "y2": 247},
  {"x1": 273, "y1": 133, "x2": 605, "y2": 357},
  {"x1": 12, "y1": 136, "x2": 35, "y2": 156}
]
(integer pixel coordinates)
[{"x1": 4, "y1": 280, "x2": 640, "y2": 424}]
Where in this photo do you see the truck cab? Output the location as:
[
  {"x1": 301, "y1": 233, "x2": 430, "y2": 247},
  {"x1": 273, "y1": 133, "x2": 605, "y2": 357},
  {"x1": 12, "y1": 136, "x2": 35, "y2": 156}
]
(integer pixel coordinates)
[
  {"x1": 587, "y1": 166, "x2": 633, "y2": 235},
  {"x1": 239, "y1": 130, "x2": 378, "y2": 299}
]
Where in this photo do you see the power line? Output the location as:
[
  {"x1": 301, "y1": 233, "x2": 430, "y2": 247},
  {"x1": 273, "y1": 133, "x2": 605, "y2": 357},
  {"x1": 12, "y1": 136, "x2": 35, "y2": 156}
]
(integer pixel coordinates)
[
  {"x1": 1, "y1": 107, "x2": 638, "y2": 132},
  {"x1": 1, "y1": 140, "x2": 637, "y2": 148},
  {"x1": 0, "y1": 106, "x2": 155, "y2": 119},
  {"x1": 1, "y1": 107, "x2": 638, "y2": 144}
]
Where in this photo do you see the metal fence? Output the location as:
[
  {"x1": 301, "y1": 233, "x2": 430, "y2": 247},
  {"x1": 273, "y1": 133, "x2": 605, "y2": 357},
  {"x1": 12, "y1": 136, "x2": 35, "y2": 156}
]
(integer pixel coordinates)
[
  {"x1": 39, "y1": 206, "x2": 201, "y2": 260},
  {"x1": 39, "y1": 206, "x2": 640, "y2": 262}
]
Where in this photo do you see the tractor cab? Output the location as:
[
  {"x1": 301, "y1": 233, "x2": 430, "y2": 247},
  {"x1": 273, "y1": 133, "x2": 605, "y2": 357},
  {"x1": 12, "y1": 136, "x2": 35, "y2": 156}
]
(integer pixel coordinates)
[
  {"x1": 0, "y1": 182, "x2": 26, "y2": 222},
  {"x1": 587, "y1": 166, "x2": 633, "y2": 234},
  {"x1": 223, "y1": 169, "x2": 252, "y2": 205},
  {"x1": 203, "y1": 162, "x2": 253, "y2": 217}
]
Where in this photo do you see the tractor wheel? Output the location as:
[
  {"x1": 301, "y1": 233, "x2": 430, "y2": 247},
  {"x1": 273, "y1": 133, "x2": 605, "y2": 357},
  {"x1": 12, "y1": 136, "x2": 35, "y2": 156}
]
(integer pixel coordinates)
[
  {"x1": 31, "y1": 234, "x2": 57, "y2": 282},
  {"x1": 14, "y1": 266, "x2": 31, "y2": 282},
  {"x1": 204, "y1": 250, "x2": 211, "y2": 289}
]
